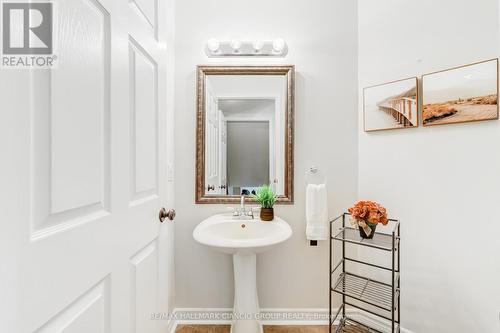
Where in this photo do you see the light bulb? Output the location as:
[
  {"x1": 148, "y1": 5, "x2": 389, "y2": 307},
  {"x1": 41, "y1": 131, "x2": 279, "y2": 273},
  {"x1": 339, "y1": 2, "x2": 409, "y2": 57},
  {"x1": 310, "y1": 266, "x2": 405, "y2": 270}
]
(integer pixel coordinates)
[
  {"x1": 252, "y1": 40, "x2": 264, "y2": 52},
  {"x1": 230, "y1": 39, "x2": 242, "y2": 52},
  {"x1": 272, "y1": 38, "x2": 286, "y2": 53},
  {"x1": 207, "y1": 38, "x2": 220, "y2": 53}
]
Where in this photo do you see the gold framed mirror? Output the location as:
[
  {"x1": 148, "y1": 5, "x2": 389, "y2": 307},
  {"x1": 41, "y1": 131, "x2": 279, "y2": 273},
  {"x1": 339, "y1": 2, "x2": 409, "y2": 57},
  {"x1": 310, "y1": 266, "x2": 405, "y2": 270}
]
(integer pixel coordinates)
[{"x1": 195, "y1": 65, "x2": 295, "y2": 204}]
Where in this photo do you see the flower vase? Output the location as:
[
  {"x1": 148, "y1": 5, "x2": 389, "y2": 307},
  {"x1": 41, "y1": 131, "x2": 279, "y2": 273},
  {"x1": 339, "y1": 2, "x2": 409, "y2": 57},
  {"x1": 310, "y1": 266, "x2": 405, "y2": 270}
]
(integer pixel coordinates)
[{"x1": 359, "y1": 222, "x2": 378, "y2": 239}]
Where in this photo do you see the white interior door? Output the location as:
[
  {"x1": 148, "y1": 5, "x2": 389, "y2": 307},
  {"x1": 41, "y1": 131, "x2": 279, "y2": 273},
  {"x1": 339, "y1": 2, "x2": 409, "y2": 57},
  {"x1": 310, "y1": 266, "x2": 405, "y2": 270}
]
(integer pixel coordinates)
[
  {"x1": 0, "y1": 0, "x2": 175, "y2": 332},
  {"x1": 219, "y1": 112, "x2": 227, "y2": 194},
  {"x1": 204, "y1": 83, "x2": 220, "y2": 195}
]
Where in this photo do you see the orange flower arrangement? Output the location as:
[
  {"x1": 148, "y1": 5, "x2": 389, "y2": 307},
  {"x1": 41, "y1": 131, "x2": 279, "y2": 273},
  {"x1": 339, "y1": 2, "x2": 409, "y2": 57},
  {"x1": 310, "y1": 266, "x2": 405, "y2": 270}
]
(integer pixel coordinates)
[{"x1": 348, "y1": 200, "x2": 388, "y2": 226}]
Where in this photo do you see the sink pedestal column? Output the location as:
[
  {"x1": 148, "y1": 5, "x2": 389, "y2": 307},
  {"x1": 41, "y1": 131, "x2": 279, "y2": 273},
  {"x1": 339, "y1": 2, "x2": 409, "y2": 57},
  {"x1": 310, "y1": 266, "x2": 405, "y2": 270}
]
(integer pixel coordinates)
[{"x1": 232, "y1": 253, "x2": 262, "y2": 333}]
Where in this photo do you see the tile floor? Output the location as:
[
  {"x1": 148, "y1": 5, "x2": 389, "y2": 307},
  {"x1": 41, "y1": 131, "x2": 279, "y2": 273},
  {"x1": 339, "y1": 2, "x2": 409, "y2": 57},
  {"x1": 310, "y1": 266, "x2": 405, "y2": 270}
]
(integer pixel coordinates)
[
  {"x1": 175, "y1": 324, "x2": 370, "y2": 333},
  {"x1": 175, "y1": 326, "x2": 329, "y2": 333}
]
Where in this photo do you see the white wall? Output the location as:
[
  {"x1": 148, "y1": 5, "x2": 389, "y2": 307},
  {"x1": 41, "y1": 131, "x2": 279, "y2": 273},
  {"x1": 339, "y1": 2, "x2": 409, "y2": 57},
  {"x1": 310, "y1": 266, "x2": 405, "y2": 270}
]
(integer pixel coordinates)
[
  {"x1": 174, "y1": 0, "x2": 358, "y2": 309},
  {"x1": 358, "y1": 0, "x2": 500, "y2": 331}
]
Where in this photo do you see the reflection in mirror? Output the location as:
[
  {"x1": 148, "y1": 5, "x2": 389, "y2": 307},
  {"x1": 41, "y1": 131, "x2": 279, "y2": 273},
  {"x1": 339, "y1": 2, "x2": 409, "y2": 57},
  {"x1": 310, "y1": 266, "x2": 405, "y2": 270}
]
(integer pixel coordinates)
[
  {"x1": 204, "y1": 75, "x2": 285, "y2": 197},
  {"x1": 196, "y1": 66, "x2": 294, "y2": 204},
  {"x1": 226, "y1": 115, "x2": 270, "y2": 195}
]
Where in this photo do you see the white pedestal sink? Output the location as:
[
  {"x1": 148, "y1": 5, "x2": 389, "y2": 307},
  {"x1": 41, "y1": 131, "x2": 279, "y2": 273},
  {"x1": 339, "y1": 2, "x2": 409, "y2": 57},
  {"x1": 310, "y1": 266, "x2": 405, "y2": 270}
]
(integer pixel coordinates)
[{"x1": 193, "y1": 213, "x2": 292, "y2": 333}]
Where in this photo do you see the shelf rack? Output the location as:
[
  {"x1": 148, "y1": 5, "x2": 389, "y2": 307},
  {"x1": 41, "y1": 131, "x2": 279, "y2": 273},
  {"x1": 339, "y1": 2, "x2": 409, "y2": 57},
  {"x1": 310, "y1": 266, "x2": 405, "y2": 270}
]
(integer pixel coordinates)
[{"x1": 329, "y1": 213, "x2": 400, "y2": 333}]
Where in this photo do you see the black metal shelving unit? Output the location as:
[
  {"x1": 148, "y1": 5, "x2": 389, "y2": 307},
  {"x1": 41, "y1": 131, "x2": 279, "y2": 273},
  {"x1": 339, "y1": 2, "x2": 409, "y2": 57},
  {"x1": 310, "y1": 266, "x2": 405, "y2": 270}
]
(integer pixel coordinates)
[{"x1": 329, "y1": 213, "x2": 401, "y2": 333}]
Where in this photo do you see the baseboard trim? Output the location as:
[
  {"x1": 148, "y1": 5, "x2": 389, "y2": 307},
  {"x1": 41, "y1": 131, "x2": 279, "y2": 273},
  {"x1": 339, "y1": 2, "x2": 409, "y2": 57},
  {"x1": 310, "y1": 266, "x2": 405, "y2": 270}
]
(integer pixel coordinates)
[
  {"x1": 168, "y1": 308, "x2": 414, "y2": 333},
  {"x1": 166, "y1": 318, "x2": 176, "y2": 333}
]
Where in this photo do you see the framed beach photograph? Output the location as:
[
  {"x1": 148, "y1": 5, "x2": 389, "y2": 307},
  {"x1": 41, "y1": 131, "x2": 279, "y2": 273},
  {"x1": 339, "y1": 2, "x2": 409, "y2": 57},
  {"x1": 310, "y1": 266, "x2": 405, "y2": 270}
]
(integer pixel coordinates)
[
  {"x1": 422, "y1": 59, "x2": 499, "y2": 126},
  {"x1": 363, "y1": 77, "x2": 419, "y2": 132}
]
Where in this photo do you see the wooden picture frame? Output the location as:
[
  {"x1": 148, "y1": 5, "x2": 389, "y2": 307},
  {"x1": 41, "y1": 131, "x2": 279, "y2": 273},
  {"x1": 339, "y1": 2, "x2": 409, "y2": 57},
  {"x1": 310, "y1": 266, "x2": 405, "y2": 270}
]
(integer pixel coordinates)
[
  {"x1": 363, "y1": 77, "x2": 419, "y2": 132},
  {"x1": 422, "y1": 58, "x2": 499, "y2": 127}
]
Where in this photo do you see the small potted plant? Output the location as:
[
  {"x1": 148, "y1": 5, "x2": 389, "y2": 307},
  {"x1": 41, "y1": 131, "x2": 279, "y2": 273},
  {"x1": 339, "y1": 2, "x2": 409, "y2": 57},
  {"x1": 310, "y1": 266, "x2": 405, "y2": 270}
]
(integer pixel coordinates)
[
  {"x1": 253, "y1": 185, "x2": 277, "y2": 221},
  {"x1": 348, "y1": 200, "x2": 388, "y2": 239}
]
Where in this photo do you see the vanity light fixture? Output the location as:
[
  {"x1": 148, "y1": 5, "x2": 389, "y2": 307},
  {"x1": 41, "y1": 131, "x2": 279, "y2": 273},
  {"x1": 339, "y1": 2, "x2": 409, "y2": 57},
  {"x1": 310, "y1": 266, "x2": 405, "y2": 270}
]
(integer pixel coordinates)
[
  {"x1": 272, "y1": 38, "x2": 286, "y2": 53},
  {"x1": 205, "y1": 39, "x2": 288, "y2": 57},
  {"x1": 207, "y1": 38, "x2": 220, "y2": 53},
  {"x1": 230, "y1": 39, "x2": 242, "y2": 52},
  {"x1": 252, "y1": 40, "x2": 264, "y2": 53}
]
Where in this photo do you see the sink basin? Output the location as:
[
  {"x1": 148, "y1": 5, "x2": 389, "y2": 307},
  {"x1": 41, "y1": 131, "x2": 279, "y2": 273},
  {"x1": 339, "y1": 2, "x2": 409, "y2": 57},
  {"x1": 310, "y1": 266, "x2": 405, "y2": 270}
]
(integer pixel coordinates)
[
  {"x1": 193, "y1": 213, "x2": 292, "y2": 254},
  {"x1": 193, "y1": 213, "x2": 292, "y2": 333}
]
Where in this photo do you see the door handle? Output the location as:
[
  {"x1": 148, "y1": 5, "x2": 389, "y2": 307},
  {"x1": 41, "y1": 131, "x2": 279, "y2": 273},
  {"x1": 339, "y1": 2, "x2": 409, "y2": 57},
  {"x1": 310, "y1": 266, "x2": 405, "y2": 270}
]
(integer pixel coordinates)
[
  {"x1": 207, "y1": 184, "x2": 215, "y2": 191},
  {"x1": 159, "y1": 208, "x2": 176, "y2": 222}
]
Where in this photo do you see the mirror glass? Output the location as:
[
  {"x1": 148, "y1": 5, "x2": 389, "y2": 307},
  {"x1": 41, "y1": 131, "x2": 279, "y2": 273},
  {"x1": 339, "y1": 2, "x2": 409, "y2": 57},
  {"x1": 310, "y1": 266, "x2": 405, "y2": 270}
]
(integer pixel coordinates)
[{"x1": 204, "y1": 74, "x2": 287, "y2": 197}]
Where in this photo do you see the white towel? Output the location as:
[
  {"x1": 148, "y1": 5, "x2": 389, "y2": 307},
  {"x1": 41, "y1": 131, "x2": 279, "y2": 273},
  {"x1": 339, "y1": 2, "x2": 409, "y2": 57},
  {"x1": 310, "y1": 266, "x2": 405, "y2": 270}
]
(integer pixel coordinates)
[{"x1": 306, "y1": 183, "x2": 328, "y2": 240}]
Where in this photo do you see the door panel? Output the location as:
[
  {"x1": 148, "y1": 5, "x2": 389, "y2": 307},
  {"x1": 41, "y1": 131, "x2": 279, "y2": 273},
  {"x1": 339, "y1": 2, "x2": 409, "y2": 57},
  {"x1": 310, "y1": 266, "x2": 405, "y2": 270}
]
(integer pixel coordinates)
[
  {"x1": 36, "y1": 277, "x2": 110, "y2": 333},
  {"x1": 130, "y1": 0, "x2": 158, "y2": 35},
  {"x1": 130, "y1": 240, "x2": 159, "y2": 333},
  {"x1": 0, "y1": 0, "x2": 174, "y2": 332},
  {"x1": 49, "y1": 0, "x2": 110, "y2": 216},
  {"x1": 129, "y1": 37, "x2": 158, "y2": 204},
  {"x1": 31, "y1": 0, "x2": 111, "y2": 235}
]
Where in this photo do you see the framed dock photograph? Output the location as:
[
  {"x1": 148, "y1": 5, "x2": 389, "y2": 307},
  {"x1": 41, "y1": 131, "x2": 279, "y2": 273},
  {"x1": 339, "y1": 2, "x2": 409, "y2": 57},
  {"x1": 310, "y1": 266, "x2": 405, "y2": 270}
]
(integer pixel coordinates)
[
  {"x1": 363, "y1": 77, "x2": 419, "y2": 132},
  {"x1": 422, "y1": 58, "x2": 499, "y2": 126}
]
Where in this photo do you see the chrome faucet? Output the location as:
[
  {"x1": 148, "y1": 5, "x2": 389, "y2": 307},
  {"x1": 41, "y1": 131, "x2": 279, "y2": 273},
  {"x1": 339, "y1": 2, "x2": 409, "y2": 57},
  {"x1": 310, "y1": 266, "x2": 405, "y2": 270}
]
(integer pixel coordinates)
[
  {"x1": 231, "y1": 195, "x2": 254, "y2": 219},
  {"x1": 240, "y1": 195, "x2": 245, "y2": 215}
]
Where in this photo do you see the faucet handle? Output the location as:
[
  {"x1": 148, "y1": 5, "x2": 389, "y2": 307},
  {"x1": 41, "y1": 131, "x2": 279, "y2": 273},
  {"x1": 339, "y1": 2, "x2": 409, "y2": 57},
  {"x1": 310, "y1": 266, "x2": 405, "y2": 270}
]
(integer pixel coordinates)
[
  {"x1": 226, "y1": 206, "x2": 239, "y2": 216},
  {"x1": 245, "y1": 206, "x2": 256, "y2": 219}
]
